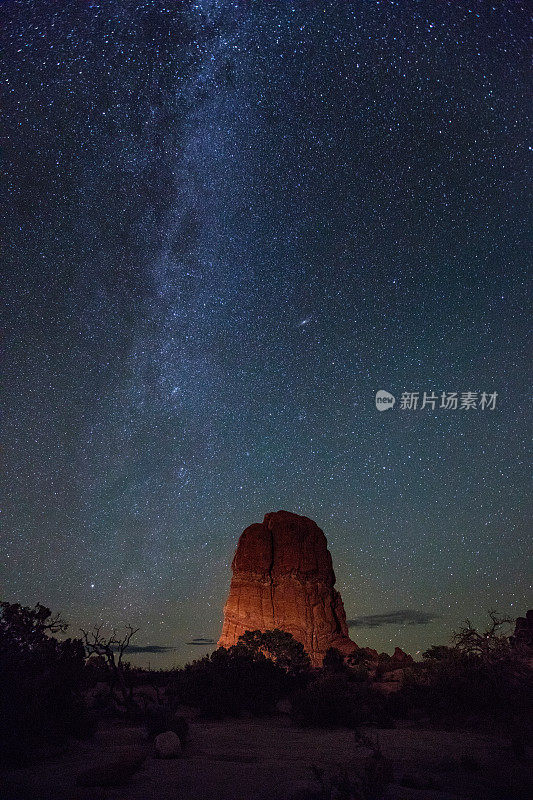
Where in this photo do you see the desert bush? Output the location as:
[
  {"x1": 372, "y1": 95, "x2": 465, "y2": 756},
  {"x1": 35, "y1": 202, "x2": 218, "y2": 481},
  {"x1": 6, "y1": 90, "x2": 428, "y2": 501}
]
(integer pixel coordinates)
[
  {"x1": 323, "y1": 647, "x2": 347, "y2": 673},
  {"x1": 348, "y1": 664, "x2": 370, "y2": 683},
  {"x1": 89, "y1": 683, "x2": 114, "y2": 710},
  {"x1": 292, "y1": 675, "x2": 394, "y2": 731},
  {"x1": 237, "y1": 629, "x2": 311, "y2": 673},
  {"x1": 385, "y1": 614, "x2": 533, "y2": 734},
  {"x1": 0, "y1": 602, "x2": 88, "y2": 766},
  {"x1": 291, "y1": 675, "x2": 363, "y2": 729},
  {"x1": 80, "y1": 624, "x2": 139, "y2": 708},
  {"x1": 422, "y1": 645, "x2": 455, "y2": 661},
  {"x1": 374, "y1": 653, "x2": 393, "y2": 681},
  {"x1": 346, "y1": 649, "x2": 374, "y2": 667},
  {"x1": 177, "y1": 641, "x2": 299, "y2": 719},
  {"x1": 59, "y1": 703, "x2": 98, "y2": 739},
  {"x1": 84, "y1": 653, "x2": 110, "y2": 683},
  {"x1": 306, "y1": 739, "x2": 393, "y2": 799},
  {"x1": 346, "y1": 650, "x2": 373, "y2": 683}
]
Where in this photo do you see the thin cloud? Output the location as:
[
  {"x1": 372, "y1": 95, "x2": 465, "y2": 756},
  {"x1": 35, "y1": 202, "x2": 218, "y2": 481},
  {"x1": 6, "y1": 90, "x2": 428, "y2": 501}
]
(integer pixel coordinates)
[
  {"x1": 111, "y1": 644, "x2": 176, "y2": 654},
  {"x1": 347, "y1": 610, "x2": 439, "y2": 628},
  {"x1": 187, "y1": 637, "x2": 216, "y2": 645}
]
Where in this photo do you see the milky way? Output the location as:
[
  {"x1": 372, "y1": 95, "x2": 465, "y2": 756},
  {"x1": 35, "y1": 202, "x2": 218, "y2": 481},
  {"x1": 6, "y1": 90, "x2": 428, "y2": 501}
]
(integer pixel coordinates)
[{"x1": 2, "y1": 1, "x2": 530, "y2": 666}]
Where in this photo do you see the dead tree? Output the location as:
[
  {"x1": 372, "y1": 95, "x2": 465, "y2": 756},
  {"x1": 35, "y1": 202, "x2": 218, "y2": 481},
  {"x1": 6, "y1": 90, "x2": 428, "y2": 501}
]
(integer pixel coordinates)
[
  {"x1": 452, "y1": 611, "x2": 513, "y2": 662},
  {"x1": 80, "y1": 624, "x2": 139, "y2": 705}
]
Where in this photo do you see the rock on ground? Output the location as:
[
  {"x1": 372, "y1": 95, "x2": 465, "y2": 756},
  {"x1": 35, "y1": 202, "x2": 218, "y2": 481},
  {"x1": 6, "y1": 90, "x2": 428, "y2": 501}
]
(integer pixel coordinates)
[{"x1": 155, "y1": 731, "x2": 181, "y2": 758}]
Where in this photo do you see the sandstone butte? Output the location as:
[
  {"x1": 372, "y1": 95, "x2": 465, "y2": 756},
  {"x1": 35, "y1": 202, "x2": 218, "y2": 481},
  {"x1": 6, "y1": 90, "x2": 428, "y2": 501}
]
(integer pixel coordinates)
[{"x1": 218, "y1": 510, "x2": 359, "y2": 666}]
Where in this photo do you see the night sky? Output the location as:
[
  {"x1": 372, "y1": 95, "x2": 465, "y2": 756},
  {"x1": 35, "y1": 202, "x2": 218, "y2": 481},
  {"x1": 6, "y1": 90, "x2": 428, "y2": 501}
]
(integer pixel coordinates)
[{"x1": 2, "y1": 0, "x2": 531, "y2": 667}]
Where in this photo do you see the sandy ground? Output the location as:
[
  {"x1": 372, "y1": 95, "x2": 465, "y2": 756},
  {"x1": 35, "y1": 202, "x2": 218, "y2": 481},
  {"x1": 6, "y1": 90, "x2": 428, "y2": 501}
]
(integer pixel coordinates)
[{"x1": 1, "y1": 716, "x2": 531, "y2": 800}]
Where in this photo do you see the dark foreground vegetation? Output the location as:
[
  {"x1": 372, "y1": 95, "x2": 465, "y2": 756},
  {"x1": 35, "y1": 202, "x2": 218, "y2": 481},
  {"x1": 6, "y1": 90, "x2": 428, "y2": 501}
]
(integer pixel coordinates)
[{"x1": 1, "y1": 601, "x2": 532, "y2": 798}]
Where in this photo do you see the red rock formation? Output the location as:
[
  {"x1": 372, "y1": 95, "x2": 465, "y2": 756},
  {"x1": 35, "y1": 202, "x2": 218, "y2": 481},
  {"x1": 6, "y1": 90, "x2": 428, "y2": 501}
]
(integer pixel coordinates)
[
  {"x1": 390, "y1": 647, "x2": 414, "y2": 665},
  {"x1": 510, "y1": 610, "x2": 533, "y2": 660},
  {"x1": 218, "y1": 510, "x2": 358, "y2": 665},
  {"x1": 360, "y1": 647, "x2": 379, "y2": 661}
]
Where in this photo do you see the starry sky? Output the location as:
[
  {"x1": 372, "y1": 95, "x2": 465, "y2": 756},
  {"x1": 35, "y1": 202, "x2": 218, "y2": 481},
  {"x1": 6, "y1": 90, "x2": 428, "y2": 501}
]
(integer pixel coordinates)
[{"x1": 2, "y1": 0, "x2": 531, "y2": 667}]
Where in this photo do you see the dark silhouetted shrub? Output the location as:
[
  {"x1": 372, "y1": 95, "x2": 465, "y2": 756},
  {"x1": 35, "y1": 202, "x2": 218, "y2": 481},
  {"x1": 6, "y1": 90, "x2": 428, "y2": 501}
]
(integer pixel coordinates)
[
  {"x1": 59, "y1": 703, "x2": 98, "y2": 740},
  {"x1": 308, "y1": 738, "x2": 393, "y2": 799},
  {"x1": 348, "y1": 664, "x2": 370, "y2": 684},
  {"x1": 237, "y1": 629, "x2": 311, "y2": 673},
  {"x1": 323, "y1": 647, "x2": 346, "y2": 673},
  {"x1": 0, "y1": 602, "x2": 88, "y2": 766},
  {"x1": 384, "y1": 614, "x2": 533, "y2": 739},
  {"x1": 176, "y1": 640, "x2": 302, "y2": 719},
  {"x1": 291, "y1": 676, "x2": 363, "y2": 729},
  {"x1": 292, "y1": 675, "x2": 394, "y2": 731}
]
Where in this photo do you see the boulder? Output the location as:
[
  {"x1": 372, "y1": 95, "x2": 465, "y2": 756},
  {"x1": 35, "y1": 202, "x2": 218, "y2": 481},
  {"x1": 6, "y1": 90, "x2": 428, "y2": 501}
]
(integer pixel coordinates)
[
  {"x1": 218, "y1": 510, "x2": 358, "y2": 666},
  {"x1": 155, "y1": 730, "x2": 181, "y2": 758}
]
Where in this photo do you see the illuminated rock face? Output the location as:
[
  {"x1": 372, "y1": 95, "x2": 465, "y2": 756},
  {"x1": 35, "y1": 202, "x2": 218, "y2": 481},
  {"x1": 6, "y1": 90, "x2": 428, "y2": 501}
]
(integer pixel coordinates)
[
  {"x1": 218, "y1": 510, "x2": 358, "y2": 666},
  {"x1": 511, "y1": 610, "x2": 533, "y2": 660}
]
